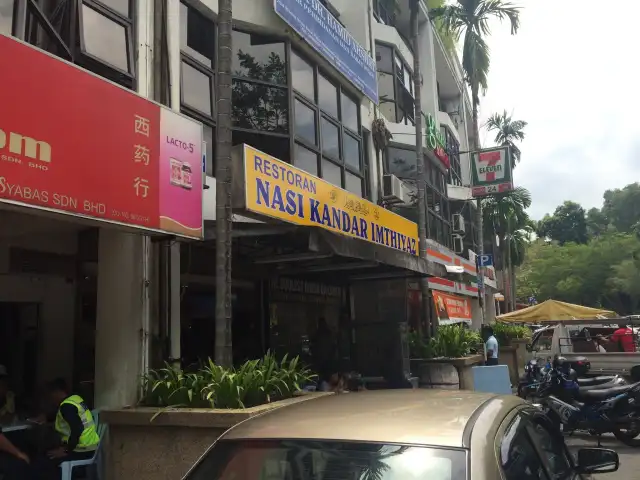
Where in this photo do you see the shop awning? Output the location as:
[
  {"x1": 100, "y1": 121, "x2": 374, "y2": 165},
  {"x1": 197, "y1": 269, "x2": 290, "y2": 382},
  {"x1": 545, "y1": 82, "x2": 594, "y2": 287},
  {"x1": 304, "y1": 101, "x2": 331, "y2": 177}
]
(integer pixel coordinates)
[
  {"x1": 496, "y1": 299, "x2": 617, "y2": 323},
  {"x1": 204, "y1": 222, "x2": 447, "y2": 282}
]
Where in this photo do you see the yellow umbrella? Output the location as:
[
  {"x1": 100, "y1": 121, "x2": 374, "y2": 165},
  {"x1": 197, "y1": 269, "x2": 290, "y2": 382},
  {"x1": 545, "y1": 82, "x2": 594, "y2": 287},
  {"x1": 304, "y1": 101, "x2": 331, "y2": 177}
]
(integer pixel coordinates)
[{"x1": 496, "y1": 299, "x2": 616, "y2": 323}]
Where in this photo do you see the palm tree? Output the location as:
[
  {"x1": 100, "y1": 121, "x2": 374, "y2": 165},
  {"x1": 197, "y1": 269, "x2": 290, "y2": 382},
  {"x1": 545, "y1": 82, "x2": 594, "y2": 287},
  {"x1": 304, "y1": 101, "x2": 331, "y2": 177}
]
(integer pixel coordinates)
[
  {"x1": 429, "y1": 1, "x2": 521, "y2": 144},
  {"x1": 430, "y1": 0, "x2": 521, "y2": 318},
  {"x1": 215, "y1": 0, "x2": 233, "y2": 367},
  {"x1": 486, "y1": 110, "x2": 527, "y2": 169},
  {"x1": 483, "y1": 187, "x2": 532, "y2": 311}
]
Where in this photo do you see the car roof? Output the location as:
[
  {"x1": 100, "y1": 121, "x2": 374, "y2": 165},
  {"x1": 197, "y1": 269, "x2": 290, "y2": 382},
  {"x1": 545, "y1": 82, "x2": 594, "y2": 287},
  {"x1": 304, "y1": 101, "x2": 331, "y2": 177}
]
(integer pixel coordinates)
[{"x1": 222, "y1": 389, "x2": 524, "y2": 448}]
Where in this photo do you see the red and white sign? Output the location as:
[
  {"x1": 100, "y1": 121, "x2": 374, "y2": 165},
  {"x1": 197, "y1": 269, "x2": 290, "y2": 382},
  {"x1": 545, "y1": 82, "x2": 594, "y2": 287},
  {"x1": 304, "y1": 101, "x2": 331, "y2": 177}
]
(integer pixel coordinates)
[
  {"x1": 470, "y1": 146, "x2": 513, "y2": 198},
  {"x1": 0, "y1": 36, "x2": 204, "y2": 239},
  {"x1": 433, "y1": 291, "x2": 472, "y2": 325}
]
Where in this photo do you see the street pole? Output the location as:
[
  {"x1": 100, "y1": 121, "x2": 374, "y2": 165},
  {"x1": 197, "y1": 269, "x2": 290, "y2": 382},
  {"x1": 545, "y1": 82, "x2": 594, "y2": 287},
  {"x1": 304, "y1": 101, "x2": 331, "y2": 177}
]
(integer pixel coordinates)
[
  {"x1": 477, "y1": 198, "x2": 486, "y2": 324},
  {"x1": 411, "y1": 0, "x2": 432, "y2": 337}
]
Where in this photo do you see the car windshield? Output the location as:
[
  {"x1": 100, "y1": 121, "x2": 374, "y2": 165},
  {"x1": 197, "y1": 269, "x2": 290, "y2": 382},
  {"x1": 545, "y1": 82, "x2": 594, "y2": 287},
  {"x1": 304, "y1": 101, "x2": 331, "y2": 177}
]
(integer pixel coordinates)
[{"x1": 185, "y1": 439, "x2": 467, "y2": 480}]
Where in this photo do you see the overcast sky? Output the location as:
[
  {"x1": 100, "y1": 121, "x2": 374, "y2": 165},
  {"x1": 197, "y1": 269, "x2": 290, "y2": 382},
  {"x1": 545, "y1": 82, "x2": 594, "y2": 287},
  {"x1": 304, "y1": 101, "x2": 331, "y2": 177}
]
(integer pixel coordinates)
[{"x1": 477, "y1": 0, "x2": 640, "y2": 220}]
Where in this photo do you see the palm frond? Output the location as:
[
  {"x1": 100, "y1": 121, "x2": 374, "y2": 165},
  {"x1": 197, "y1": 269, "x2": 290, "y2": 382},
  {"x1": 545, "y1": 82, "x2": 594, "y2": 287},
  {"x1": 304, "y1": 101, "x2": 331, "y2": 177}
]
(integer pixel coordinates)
[
  {"x1": 476, "y1": 0, "x2": 521, "y2": 35},
  {"x1": 462, "y1": 29, "x2": 490, "y2": 99},
  {"x1": 428, "y1": 5, "x2": 467, "y2": 40}
]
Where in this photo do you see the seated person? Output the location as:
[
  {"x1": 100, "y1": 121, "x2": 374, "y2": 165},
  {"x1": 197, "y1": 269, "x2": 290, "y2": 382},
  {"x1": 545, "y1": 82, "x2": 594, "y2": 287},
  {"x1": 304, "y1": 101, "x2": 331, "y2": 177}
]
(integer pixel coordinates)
[
  {"x1": 31, "y1": 378, "x2": 99, "y2": 479},
  {"x1": 0, "y1": 427, "x2": 31, "y2": 479},
  {"x1": 0, "y1": 366, "x2": 16, "y2": 423}
]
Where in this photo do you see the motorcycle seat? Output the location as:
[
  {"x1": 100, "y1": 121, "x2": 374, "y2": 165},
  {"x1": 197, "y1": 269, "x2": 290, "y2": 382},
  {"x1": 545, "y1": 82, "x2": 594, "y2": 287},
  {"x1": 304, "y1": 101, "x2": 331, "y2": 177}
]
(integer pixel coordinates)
[
  {"x1": 578, "y1": 381, "x2": 640, "y2": 402},
  {"x1": 578, "y1": 379, "x2": 623, "y2": 391},
  {"x1": 577, "y1": 376, "x2": 617, "y2": 386}
]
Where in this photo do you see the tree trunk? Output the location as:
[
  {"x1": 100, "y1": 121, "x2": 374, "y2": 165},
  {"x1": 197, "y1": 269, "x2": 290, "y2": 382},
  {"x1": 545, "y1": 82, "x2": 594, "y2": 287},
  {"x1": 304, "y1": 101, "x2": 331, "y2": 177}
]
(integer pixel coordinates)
[
  {"x1": 471, "y1": 83, "x2": 486, "y2": 324},
  {"x1": 501, "y1": 246, "x2": 508, "y2": 311},
  {"x1": 214, "y1": 0, "x2": 233, "y2": 367},
  {"x1": 411, "y1": 0, "x2": 432, "y2": 337},
  {"x1": 506, "y1": 216, "x2": 513, "y2": 312}
]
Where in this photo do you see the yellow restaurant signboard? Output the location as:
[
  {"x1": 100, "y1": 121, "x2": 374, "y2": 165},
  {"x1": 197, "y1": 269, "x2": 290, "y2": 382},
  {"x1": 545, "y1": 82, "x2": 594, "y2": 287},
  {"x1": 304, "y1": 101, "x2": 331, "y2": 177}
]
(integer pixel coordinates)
[{"x1": 240, "y1": 145, "x2": 419, "y2": 256}]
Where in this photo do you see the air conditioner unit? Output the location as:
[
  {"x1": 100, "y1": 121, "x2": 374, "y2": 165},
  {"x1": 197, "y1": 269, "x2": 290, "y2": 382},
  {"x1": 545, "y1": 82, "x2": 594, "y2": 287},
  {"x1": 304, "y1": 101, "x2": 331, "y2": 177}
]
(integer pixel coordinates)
[
  {"x1": 452, "y1": 234, "x2": 464, "y2": 254},
  {"x1": 382, "y1": 174, "x2": 410, "y2": 205},
  {"x1": 452, "y1": 214, "x2": 465, "y2": 234}
]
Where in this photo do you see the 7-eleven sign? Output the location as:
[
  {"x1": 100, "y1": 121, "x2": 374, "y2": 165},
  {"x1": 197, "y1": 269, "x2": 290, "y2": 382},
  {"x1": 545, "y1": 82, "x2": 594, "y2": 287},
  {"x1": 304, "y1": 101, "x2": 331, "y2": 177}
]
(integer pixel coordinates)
[{"x1": 471, "y1": 146, "x2": 513, "y2": 198}]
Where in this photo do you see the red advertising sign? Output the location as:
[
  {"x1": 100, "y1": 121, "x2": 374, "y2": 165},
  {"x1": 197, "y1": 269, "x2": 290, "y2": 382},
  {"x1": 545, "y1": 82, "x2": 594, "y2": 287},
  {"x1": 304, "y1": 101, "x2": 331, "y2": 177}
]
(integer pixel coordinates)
[
  {"x1": 0, "y1": 36, "x2": 203, "y2": 239},
  {"x1": 432, "y1": 290, "x2": 472, "y2": 325}
]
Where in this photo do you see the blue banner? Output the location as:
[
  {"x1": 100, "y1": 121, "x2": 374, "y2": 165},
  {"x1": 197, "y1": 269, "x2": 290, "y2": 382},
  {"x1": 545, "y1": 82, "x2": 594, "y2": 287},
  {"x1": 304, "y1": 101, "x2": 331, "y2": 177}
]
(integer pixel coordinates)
[{"x1": 274, "y1": 0, "x2": 378, "y2": 104}]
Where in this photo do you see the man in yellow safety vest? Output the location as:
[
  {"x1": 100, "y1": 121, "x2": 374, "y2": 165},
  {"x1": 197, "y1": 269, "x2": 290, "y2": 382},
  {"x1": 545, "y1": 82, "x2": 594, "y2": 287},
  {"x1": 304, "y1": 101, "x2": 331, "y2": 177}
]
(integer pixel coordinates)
[{"x1": 32, "y1": 378, "x2": 99, "y2": 479}]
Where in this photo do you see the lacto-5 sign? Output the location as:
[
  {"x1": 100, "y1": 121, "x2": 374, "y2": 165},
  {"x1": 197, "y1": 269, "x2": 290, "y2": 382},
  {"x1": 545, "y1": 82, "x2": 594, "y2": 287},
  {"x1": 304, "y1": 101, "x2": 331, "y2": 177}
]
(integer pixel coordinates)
[
  {"x1": 239, "y1": 145, "x2": 418, "y2": 255},
  {"x1": 471, "y1": 146, "x2": 513, "y2": 198},
  {"x1": 0, "y1": 35, "x2": 204, "y2": 239},
  {"x1": 274, "y1": 0, "x2": 378, "y2": 104}
]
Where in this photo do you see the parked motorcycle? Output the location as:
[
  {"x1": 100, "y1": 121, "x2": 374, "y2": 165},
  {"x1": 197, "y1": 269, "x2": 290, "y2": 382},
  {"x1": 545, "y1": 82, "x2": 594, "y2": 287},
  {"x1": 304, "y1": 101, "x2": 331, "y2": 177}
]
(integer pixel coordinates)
[
  {"x1": 535, "y1": 357, "x2": 640, "y2": 447},
  {"x1": 518, "y1": 356, "x2": 625, "y2": 399}
]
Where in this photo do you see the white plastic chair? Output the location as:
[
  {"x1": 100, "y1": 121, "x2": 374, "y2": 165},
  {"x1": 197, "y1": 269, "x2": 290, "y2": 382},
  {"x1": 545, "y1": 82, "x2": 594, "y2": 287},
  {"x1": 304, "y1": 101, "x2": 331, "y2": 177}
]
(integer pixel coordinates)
[{"x1": 59, "y1": 410, "x2": 106, "y2": 480}]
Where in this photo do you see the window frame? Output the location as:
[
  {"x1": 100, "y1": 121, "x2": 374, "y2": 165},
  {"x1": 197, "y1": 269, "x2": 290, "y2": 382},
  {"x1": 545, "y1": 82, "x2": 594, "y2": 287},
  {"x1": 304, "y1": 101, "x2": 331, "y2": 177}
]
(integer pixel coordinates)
[
  {"x1": 375, "y1": 41, "x2": 414, "y2": 126},
  {"x1": 290, "y1": 48, "x2": 367, "y2": 199},
  {"x1": 77, "y1": 0, "x2": 136, "y2": 79},
  {"x1": 441, "y1": 126, "x2": 462, "y2": 187}
]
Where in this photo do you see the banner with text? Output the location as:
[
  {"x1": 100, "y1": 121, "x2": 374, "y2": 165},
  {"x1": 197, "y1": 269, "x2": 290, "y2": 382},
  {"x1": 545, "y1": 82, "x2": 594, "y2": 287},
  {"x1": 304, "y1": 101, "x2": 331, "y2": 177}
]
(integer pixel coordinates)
[
  {"x1": 242, "y1": 145, "x2": 418, "y2": 255},
  {"x1": 0, "y1": 36, "x2": 204, "y2": 239},
  {"x1": 274, "y1": 0, "x2": 378, "y2": 104},
  {"x1": 433, "y1": 291, "x2": 472, "y2": 325},
  {"x1": 470, "y1": 146, "x2": 513, "y2": 198}
]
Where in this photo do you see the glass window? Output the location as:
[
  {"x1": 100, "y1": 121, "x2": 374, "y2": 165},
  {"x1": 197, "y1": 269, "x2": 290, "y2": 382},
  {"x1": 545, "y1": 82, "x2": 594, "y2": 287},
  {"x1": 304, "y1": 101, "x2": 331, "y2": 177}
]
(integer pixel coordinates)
[
  {"x1": 0, "y1": 0, "x2": 13, "y2": 37},
  {"x1": 180, "y1": 2, "x2": 214, "y2": 67},
  {"x1": 232, "y1": 80, "x2": 289, "y2": 133},
  {"x1": 294, "y1": 143, "x2": 318, "y2": 176},
  {"x1": 181, "y1": 62, "x2": 212, "y2": 116},
  {"x1": 322, "y1": 159, "x2": 342, "y2": 187},
  {"x1": 343, "y1": 133, "x2": 360, "y2": 170},
  {"x1": 294, "y1": 99, "x2": 316, "y2": 145},
  {"x1": 375, "y1": 44, "x2": 393, "y2": 73},
  {"x1": 291, "y1": 51, "x2": 315, "y2": 100},
  {"x1": 341, "y1": 92, "x2": 359, "y2": 132},
  {"x1": 527, "y1": 420, "x2": 574, "y2": 479},
  {"x1": 81, "y1": 3, "x2": 129, "y2": 72},
  {"x1": 387, "y1": 147, "x2": 416, "y2": 178},
  {"x1": 377, "y1": 72, "x2": 396, "y2": 122},
  {"x1": 318, "y1": 74, "x2": 338, "y2": 118},
  {"x1": 345, "y1": 172, "x2": 363, "y2": 196},
  {"x1": 185, "y1": 440, "x2": 467, "y2": 480},
  {"x1": 232, "y1": 130, "x2": 290, "y2": 164},
  {"x1": 101, "y1": 0, "x2": 129, "y2": 16},
  {"x1": 233, "y1": 31, "x2": 287, "y2": 85},
  {"x1": 500, "y1": 415, "x2": 547, "y2": 480},
  {"x1": 321, "y1": 118, "x2": 340, "y2": 160}
]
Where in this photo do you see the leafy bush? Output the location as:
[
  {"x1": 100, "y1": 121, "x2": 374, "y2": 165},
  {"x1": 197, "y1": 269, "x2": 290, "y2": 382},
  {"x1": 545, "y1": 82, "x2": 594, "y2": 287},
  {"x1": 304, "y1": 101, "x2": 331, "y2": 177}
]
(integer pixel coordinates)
[
  {"x1": 141, "y1": 352, "x2": 315, "y2": 409},
  {"x1": 409, "y1": 325, "x2": 483, "y2": 359},
  {"x1": 492, "y1": 322, "x2": 532, "y2": 346}
]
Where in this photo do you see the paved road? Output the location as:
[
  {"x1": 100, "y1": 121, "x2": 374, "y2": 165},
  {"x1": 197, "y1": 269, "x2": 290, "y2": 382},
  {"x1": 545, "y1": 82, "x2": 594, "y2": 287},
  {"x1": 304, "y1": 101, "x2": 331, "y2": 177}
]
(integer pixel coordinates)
[{"x1": 566, "y1": 434, "x2": 639, "y2": 479}]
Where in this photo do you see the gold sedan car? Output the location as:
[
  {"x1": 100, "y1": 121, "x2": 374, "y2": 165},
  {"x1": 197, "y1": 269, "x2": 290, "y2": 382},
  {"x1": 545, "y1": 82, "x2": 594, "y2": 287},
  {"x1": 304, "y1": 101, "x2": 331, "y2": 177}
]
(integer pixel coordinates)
[{"x1": 184, "y1": 389, "x2": 619, "y2": 480}]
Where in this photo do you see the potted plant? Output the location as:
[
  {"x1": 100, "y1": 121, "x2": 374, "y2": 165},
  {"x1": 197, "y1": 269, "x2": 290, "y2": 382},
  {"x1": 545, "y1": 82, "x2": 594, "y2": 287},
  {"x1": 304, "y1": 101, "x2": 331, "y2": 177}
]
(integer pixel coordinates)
[
  {"x1": 101, "y1": 353, "x2": 321, "y2": 480},
  {"x1": 409, "y1": 324, "x2": 484, "y2": 390}
]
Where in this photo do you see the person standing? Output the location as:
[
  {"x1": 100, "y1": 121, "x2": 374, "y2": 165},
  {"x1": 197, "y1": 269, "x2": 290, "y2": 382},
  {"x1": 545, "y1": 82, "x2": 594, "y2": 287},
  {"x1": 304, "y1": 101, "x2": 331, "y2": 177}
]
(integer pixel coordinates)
[
  {"x1": 611, "y1": 324, "x2": 635, "y2": 352},
  {"x1": 484, "y1": 326, "x2": 499, "y2": 366},
  {"x1": 32, "y1": 378, "x2": 99, "y2": 479}
]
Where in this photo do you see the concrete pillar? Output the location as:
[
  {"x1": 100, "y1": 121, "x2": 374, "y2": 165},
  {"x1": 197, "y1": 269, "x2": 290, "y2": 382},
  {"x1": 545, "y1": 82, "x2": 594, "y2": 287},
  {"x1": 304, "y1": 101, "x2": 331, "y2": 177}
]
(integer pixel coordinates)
[{"x1": 94, "y1": 229, "x2": 146, "y2": 408}]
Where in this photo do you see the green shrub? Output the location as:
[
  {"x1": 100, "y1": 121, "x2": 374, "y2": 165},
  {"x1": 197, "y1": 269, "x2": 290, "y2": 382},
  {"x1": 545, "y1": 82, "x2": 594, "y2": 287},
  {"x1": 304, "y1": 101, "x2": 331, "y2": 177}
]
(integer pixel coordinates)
[
  {"x1": 141, "y1": 352, "x2": 315, "y2": 409},
  {"x1": 409, "y1": 325, "x2": 483, "y2": 359},
  {"x1": 492, "y1": 322, "x2": 532, "y2": 346}
]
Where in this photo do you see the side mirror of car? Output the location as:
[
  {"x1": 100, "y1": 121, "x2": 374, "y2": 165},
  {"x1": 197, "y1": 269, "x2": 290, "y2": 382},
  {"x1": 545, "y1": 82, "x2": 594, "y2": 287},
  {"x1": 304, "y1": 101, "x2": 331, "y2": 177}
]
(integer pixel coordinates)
[{"x1": 576, "y1": 448, "x2": 619, "y2": 474}]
